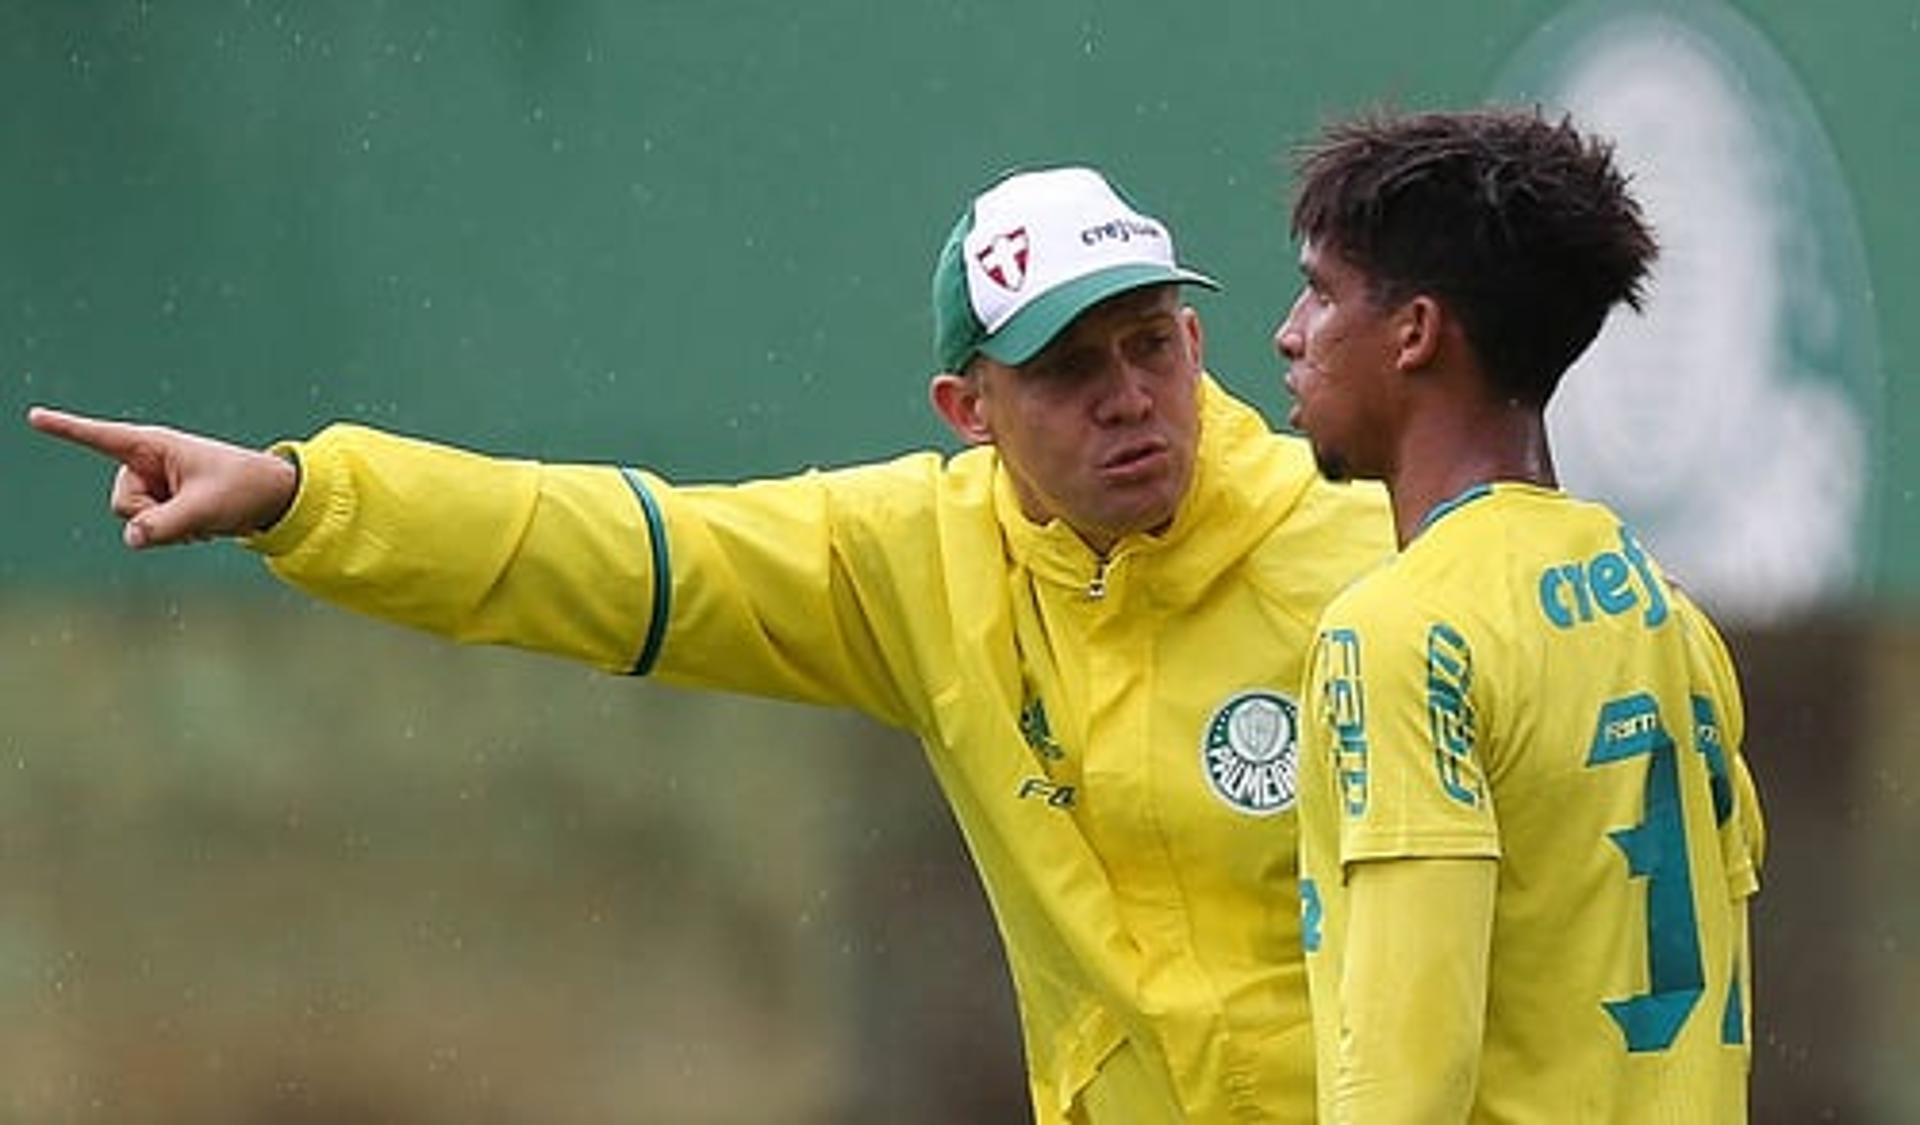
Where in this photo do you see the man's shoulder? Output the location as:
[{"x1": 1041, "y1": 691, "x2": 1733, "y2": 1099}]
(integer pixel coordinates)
[
  {"x1": 784, "y1": 447, "x2": 981, "y2": 503},
  {"x1": 1199, "y1": 402, "x2": 1392, "y2": 539},
  {"x1": 1229, "y1": 475, "x2": 1395, "y2": 627},
  {"x1": 1256, "y1": 463, "x2": 1395, "y2": 561},
  {"x1": 773, "y1": 447, "x2": 1018, "y2": 551}
]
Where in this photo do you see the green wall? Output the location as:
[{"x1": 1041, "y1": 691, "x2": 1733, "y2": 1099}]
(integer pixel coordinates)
[
  {"x1": 2, "y1": 5, "x2": 1917, "y2": 1119},
  {"x1": 7, "y1": 1, "x2": 1914, "y2": 602}
]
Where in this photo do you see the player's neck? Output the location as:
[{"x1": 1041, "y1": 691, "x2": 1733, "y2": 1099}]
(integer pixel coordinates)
[{"x1": 1387, "y1": 399, "x2": 1555, "y2": 548}]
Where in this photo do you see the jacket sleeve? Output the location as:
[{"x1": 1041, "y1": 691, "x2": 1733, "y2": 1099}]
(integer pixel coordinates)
[{"x1": 248, "y1": 423, "x2": 929, "y2": 730}]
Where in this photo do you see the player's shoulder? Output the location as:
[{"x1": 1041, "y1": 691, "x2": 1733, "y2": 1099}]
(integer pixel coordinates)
[
  {"x1": 1321, "y1": 487, "x2": 1568, "y2": 643},
  {"x1": 1669, "y1": 585, "x2": 1744, "y2": 694},
  {"x1": 1316, "y1": 557, "x2": 1439, "y2": 644},
  {"x1": 1409, "y1": 485, "x2": 1632, "y2": 594}
]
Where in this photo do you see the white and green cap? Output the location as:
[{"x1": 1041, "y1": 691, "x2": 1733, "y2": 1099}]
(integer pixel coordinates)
[{"x1": 932, "y1": 166, "x2": 1218, "y2": 372}]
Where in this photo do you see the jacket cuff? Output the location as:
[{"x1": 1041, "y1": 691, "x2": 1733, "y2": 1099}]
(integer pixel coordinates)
[{"x1": 244, "y1": 439, "x2": 327, "y2": 556}]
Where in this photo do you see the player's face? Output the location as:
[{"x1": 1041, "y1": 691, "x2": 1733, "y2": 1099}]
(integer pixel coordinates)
[
  {"x1": 1274, "y1": 240, "x2": 1404, "y2": 483},
  {"x1": 972, "y1": 286, "x2": 1204, "y2": 554}
]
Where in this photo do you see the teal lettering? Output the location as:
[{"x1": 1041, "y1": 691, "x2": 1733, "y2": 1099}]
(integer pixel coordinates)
[
  {"x1": 1619, "y1": 525, "x2": 1670, "y2": 628},
  {"x1": 1537, "y1": 526, "x2": 1673, "y2": 632},
  {"x1": 1539, "y1": 567, "x2": 1574, "y2": 628},
  {"x1": 1691, "y1": 695, "x2": 1735, "y2": 825},
  {"x1": 1588, "y1": 693, "x2": 1704, "y2": 1051},
  {"x1": 1589, "y1": 552, "x2": 1635, "y2": 615},
  {"x1": 1319, "y1": 629, "x2": 1369, "y2": 816},
  {"x1": 1722, "y1": 962, "x2": 1745, "y2": 1045},
  {"x1": 1300, "y1": 878, "x2": 1324, "y2": 953},
  {"x1": 1426, "y1": 624, "x2": 1480, "y2": 807},
  {"x1": 1564, "y1": 563, "x2": 1595, "y2": 621}
]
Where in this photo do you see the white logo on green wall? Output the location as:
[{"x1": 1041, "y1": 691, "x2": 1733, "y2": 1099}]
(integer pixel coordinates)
[{"x1": 1496, "y1": 0, "x2": 1882, "y2": 622}]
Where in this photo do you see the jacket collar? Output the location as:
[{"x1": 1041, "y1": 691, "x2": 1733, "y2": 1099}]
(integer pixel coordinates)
[{"x1": 993, "y1": 375, "x2": 1320, "y2": 604}]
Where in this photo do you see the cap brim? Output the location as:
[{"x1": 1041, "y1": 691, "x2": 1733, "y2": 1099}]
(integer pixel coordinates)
[{"x1": 977, "y1": 263, "x2": 1220, "y2": 368}]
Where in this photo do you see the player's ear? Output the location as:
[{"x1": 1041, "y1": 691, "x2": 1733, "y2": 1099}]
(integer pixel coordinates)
[
  {"x1": 929, "y1": 369, "x2": 993, "y2": 445},
  {"x1": 1392, "y1": 295, "x2": 1445, "y2": 373}
]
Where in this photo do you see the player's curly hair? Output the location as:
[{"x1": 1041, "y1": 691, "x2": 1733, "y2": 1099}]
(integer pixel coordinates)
[{"x1": 1290, "y1": 107, "x2": 1657, "y2": 406}]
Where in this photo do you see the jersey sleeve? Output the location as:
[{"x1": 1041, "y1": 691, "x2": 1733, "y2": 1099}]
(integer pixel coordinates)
[
  {"x1": 1315, "y1": 584, "x2": 1501, "y2": 867},
  {"x1": 1674, "y1": 591, "x2": 1765, "y2": 898},
  {"x1": 1332, "y1": 856, "x2": 1496, "y2": 1125}
]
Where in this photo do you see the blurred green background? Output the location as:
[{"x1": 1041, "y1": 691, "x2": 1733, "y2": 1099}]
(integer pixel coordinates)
[{"x1": 3, "y1": 1, "x2": 1915, "y2": 1121}]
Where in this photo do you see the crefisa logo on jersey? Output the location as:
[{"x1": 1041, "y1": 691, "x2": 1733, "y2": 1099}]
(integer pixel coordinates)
[{"x1": 1201, "y1": 690, "x2": 1299, "y2": 816}]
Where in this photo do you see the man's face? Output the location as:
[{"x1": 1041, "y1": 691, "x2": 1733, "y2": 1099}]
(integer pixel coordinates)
[
  {"x1": 1273, "y1": 240, "x2": 1405, "y2": 482},
  {"x1": 960, "y1": 286, "x2": 1204, "y2": 554}
]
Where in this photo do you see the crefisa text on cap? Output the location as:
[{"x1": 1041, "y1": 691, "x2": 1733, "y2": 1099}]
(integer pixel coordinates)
[{"x1": 1080, "y1": 217, "x2": 1165, "y2": 247}]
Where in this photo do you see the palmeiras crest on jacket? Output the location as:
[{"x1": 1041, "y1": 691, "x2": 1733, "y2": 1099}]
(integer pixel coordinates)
[{"x1": 1201, "y1": 690, "x2": 1300, "y2": 815}]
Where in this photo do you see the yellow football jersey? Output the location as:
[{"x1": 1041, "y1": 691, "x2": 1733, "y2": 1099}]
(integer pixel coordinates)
[{"x1": 1298, "y1": 483, "x2": 1764, "y2": 1123}]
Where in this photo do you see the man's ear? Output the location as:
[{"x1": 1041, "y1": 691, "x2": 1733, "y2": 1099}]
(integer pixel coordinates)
[
  {"x1": 1394, "y1": 295, "x2": 1444, "y2": 373},
  {"x1": 1180, "y1": 304, "x2": 1206, "y2": 369},
  {"x1": 929, "y1": 371, "x2": 993, "y2": 445}
]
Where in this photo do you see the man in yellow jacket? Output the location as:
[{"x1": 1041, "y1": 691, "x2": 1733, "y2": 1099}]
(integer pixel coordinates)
[{"x1": 29, "y1": 165, "x2": 1392, "y2": 1122}]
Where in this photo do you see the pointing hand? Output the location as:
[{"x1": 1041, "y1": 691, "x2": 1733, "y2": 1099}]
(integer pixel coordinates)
[{"x1": 26, "y1": 406, "x2": 299, "y2": 549}]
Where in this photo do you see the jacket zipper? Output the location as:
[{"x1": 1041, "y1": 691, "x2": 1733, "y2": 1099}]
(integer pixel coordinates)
[{"x1": 1088, "y1": 555, "x2": 1110, "y2": 600}]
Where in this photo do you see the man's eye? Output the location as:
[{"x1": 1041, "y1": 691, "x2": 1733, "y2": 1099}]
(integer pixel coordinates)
[{"x1": 1037, "y1": 353, "x2": 1095, "y2": 380}]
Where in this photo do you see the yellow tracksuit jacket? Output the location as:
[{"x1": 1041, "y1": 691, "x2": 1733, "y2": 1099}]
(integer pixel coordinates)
[{"x1": 250, "y1": 376, "x2": 1393, "y2": 1122}]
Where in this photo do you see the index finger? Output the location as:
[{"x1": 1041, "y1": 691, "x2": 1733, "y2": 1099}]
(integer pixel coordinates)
[{"x1": 25, "y1": 406, "x2": 150, "y2": 460}]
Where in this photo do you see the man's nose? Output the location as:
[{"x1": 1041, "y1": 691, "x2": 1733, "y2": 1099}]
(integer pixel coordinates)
[
  {"x1": 1273, "y1": 315, "x2": 1305, "y2": 362},
  {"x1": 1274, "y1": 324, "x2": 1301, "y2": 361},
  {"x1": 1096, "y1": 362, "x2": 1155, "y2": 423},
  {"x1": 1273, "y1": 290, "x2": 1309, "y2": 361}
]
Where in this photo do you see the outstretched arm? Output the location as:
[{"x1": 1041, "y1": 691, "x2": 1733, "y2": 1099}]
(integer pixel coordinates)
[
  {"x1": 25, "y1": 406, "x2": 298, "y2": 549},
  {"x1": 30, "y1": 405, "x2": 928, "y2": 721}
]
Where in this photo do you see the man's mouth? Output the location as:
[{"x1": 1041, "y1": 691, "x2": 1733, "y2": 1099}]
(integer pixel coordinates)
[{"x1": 1101, "y1": 440, "x2": 1168, "y2": 479}]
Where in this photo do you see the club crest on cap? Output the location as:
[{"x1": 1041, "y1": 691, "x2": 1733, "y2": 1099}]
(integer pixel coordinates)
[{"x1": 976, "y1": 228, "x2": 1030, "y2": 291}]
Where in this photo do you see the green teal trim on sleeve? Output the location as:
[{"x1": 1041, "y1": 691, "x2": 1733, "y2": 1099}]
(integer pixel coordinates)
[{"x1": 619, "y1": 467, "x2": 672, "y2": 676}]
